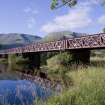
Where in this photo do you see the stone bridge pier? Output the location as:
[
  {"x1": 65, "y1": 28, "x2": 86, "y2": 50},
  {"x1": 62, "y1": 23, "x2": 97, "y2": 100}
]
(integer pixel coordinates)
[
  {"x1": 22, "y1": 52, "x2": 40, "y2": 70},
  {"x1": 70, "y1": 49, "x2": 90, "y2": 65},
  {"x1": 0, "y1": 54, "x2": 8, "y2": 58}
]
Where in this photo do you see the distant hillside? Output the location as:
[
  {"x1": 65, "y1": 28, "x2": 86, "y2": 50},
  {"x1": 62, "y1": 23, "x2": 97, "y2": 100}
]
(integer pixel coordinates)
[
  {"x1": 42, "y1": 31, "x2": 86, "y2": 42},
  {"x1": 0, "y1": 31, "x2": 87, "y2": 50},
  {"x1": 0, "y1": 33, "x2": 41, "y2": 49}
]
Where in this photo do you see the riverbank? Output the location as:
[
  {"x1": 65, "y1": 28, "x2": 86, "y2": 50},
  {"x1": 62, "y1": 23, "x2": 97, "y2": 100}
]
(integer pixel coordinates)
[
  {"x1": 0, "y1": 69, "x2": 63, "y2": 93},
  {"x1": 17, "y1": 72, "x2": 63, "y2": 92}
]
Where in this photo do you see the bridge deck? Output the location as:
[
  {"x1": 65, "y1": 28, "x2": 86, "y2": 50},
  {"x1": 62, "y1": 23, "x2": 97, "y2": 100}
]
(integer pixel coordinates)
[{"x1": 0, "y1": 33, "x2": 105, "y2": 54}]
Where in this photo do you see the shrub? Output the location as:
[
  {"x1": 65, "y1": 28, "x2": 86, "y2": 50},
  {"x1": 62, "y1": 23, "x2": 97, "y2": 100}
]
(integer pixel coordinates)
[
  {"x1": 8, "y1": 54, "x2": 29, "y2": 71},
  {"x1": 40, "y1": 52, "x2": 58, "y2": 65},
  {"x1": 47, "y1": 52, "x2": 72, "y2": 71},
  {"x1": 0, "y1": 58, "x2": 8, "y2": 64},
  {"x1": 46, "y1": 52, "x2": 73, "y2": 88}
]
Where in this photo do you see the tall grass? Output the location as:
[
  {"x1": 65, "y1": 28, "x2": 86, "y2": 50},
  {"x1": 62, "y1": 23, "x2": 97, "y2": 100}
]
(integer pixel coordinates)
[{"x1": 36, "y1": 66, "x2": 105, "y2": 105}]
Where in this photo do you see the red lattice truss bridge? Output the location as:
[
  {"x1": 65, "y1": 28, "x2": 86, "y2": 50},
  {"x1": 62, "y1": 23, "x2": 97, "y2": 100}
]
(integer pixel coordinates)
[{"x1": 0, "y1": 33, "x2": 105, "y2": 54}]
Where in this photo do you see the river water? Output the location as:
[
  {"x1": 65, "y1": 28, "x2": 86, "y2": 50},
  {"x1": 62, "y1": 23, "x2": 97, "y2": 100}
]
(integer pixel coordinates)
[
  {"x1": 0, "y1": 80, "x2": 52, "y2": 105},
  {"x1": 0, "y1": 63, "x2": 52, "y2": 105}
]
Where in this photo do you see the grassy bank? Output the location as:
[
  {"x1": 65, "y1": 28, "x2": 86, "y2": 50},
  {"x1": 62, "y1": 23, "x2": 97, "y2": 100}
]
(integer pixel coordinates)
[{"x1": 36, "y1": 67, "x2": 105, "y2": 105}]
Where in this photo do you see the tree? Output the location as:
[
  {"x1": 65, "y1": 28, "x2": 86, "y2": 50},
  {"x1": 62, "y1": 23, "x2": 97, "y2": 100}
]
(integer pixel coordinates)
[
  {"x1": 51, "y1": 0, "x2": 105, "y2": 10},
  {"x1": 51, "y1": 0, "x2": 77, "y2": 10},
  {"x1": 103, "y1": 28, "x2": 105, "y2": 33}
]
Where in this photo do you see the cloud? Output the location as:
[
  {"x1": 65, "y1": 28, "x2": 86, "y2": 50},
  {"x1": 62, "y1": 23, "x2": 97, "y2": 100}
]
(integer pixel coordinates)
[
  {"x1": 41, "y1": 2, "x2": 93, "y2": 33},
  {"x1": 83, "y1": 0, "x2": 103, "y2": 5},
  {"x1": 98, "y1": 15, "x2": 105, "y2": 25},
  {"x1": 23, "y1": 6, "x2": 38, "y2": 29},
  {"x1": 24, "y1": 7, "x2": 31, "y2": 13},
  {"x1": 27, "y1": 17, "x2": 36, "y2": 29},
  {"x1": 87, "y1": 0, "x2": 101, "y2": 5},
  {"x1": 24, "y1": 7, "x2": 38, "y2": 14}
]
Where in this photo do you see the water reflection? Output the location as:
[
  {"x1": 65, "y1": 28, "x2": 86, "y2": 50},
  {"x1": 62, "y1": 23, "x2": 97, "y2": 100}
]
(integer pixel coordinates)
[
  {"x1": 0, "y1": 63, "x2": 8, "y2": 73},
  {"x1": 0, "y1": 64, "x2": 52, "y2": 105}
]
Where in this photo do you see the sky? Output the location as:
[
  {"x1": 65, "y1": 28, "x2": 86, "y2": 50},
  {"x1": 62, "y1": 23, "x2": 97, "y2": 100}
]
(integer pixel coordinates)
[{"x1": 0, "y1": 0, "x2": 105, "y2": 37}]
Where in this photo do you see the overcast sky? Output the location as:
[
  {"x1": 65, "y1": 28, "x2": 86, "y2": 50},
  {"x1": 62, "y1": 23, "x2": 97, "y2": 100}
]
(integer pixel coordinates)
[{"x1": 0, "y1": 0, "x2": 105, "y2": 36}]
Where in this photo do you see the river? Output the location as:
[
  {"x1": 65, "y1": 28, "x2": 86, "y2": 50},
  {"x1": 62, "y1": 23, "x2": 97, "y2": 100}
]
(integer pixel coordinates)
[
  {"x1": 0, "y1": 63, "x2": 52, "y2": 105},
  {"x1": 0, "y1": 80, "x2": 52, "y2": 105}
]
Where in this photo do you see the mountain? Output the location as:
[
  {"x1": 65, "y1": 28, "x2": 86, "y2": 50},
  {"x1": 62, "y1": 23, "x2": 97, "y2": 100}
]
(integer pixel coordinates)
[
  {"x1": 42, "y1": 31, "x2": 87, "y2": 42},
  {"x1": 0, "y1": 33, "x2": 41, "y2": 49},
  {"x1": 0, "y1": 31, "x2": 87, "y2": 50}
]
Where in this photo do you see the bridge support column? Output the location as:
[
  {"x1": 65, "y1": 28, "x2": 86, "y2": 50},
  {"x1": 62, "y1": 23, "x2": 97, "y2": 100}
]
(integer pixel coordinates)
[
  {"x1": 23, "y1": 52, "x2": 40, "y2": 70},
  {"x1": 0, "y1": 54, "x2": 8, "y2": 58},
  {"x1": 71, "y1": 49, "x2": 90, "y2": 65},
  {"x1": 8, "y1": 54, "x2": 12, "y2": 71}
]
